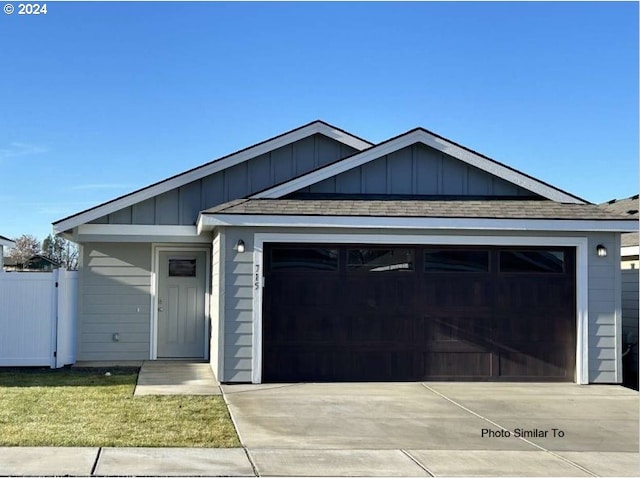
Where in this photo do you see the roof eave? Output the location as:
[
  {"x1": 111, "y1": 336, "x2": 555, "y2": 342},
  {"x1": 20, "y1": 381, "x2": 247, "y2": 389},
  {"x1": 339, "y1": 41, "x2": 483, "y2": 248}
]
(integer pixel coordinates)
[
  {"x1": 0, "y1": 238, "x2": 15, "y2": 248},
  {"x1": 197, "y1": 213, "x2": 636, "y2": 233},
  {"x1": 52, "y1": 121, "x2": 372, "y2": 233},
  {"x1": 251, "y1": 129, "x2": 587, "y2": 204}
]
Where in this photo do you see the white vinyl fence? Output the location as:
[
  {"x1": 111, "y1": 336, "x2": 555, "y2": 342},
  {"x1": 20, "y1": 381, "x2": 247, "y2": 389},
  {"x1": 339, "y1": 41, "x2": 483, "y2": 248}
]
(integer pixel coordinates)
[{"x1": 0, "y1": 269, "x2": 77, "y2": 368}]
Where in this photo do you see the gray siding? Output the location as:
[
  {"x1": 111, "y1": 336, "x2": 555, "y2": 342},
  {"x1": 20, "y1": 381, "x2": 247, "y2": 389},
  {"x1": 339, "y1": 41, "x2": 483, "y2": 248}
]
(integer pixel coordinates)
[
  {"x1": 587, "y1": 232, "x2": 622, "y2": 383},
  {"x1": 77, "y1": 243, "x2": 151, "y2": 361},
  {"x1": 217, "y1": 227, "x2": 622, "y2": 384},
  {"x1": 91, "y1": 134, "x2": 358, "y2": 226},
  {"x1": 303, "y1": 144, "x2": 538, "y2": 197},
  {"x1": 222, "y1": 227, "x2": 254, "y2": 382}
]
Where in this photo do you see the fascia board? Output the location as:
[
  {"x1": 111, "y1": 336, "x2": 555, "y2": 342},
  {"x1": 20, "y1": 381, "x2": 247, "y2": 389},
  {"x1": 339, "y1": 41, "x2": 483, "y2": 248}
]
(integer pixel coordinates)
[
  {"x1": 621, "y1": 245, "x2": 640, "y2": 255},
  {"x1": 315, "y1": 123, "x2": 373, "y2": 150},
  {"x1": 198, "y1": 214, "x2": 636, "y2": 233},
  {"x1": 75, "y1": 225, "x2": 204, "y2": 243},
  {"x1": 253, "y1": 130, "x2": 585, "y2": 204},
  {"x1": 251, "y1": 131, "x2": 424, "y2": 199},
  {"x1": 53, "y1": 122, "x2": 372, "y2": 233},
  {"x1": 413, "y1": 131, "x2": 583, "y2": 204}
]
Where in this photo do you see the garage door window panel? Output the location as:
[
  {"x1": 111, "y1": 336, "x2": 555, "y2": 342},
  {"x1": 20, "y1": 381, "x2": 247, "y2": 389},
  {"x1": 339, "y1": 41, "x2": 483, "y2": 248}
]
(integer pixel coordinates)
[
  {"x1": 424, "y1": 250, "x2": 489, "y2": 273},
  {"x1": 347, "y1": 248, "x2": 415, "y2": 272},
  {"x1": 270, "y1": 247, "x2": 339, "y2": 272},
  {"x1": 499, "y1": 250, "x2": 565, "y2": 273}
]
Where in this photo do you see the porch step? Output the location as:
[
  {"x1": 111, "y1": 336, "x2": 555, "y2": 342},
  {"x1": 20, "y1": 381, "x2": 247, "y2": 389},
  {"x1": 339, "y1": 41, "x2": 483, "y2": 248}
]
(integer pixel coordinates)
[{"x1": 134, "y1": 361, "x2": 221, "y2": 396}]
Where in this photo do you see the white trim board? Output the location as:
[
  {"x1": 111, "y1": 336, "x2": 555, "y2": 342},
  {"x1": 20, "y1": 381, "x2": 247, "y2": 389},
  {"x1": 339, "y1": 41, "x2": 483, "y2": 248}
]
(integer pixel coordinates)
[
  {"x1": 621, "y1": 245, "x2": 639, "y2": 256},
  {"x1": 0, "y1": 238, "x2": 15, "y2": 248},
  {"x1": 251, "y1": 129, "x2": 586, "y2": 204},
  {"x1": 251, "y1": 233, "x2": 590, "y2": 385},
  {"x1": 198, "y1": 214, "x2": 635, "y2": 233},
  {"x1": 150, "y1": 245, "x2": 212, "y2": 361},
  {"x1": 53, "y1": 121, "x2": 372, "y2": 234},
  {"x1": 74, "y1": 224, "x2": 209, "y2": 243}
]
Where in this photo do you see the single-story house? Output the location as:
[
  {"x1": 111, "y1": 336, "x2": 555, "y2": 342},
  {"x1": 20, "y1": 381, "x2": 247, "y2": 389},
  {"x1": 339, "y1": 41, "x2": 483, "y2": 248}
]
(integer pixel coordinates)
[
  {"x1": 53, "y1": 120, "x2": 637, "y2": 384},
  {"x1": 599, "y1": 195, "x2": 639, "y2": 388},
  {"x1": 0, "y1": 235, "x2": 15, "y2": 270},
  {"x1": 4, "y1": 254, "x2": 61, "y2": 272}
]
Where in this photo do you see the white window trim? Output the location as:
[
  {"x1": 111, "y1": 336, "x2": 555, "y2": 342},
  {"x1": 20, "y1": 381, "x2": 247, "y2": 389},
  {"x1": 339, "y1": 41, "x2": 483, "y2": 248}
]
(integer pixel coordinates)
[
  {"x1": 251, "y1": 233, "x2": 589, "y2": 385},
  {"x1": 150, "y1": 244, "x2": 212, "y2": 361}
]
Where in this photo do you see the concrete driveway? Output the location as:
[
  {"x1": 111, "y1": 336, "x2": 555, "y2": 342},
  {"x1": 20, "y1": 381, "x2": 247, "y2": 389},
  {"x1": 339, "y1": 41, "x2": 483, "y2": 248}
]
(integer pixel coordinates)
[{"x1": 222, "y1": 382, "x2": 639, "y2": 476}]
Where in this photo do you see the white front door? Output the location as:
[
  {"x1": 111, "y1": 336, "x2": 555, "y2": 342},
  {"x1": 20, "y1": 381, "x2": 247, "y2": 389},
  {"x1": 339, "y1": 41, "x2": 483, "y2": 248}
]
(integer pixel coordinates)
[{"x1": 157, "y1": 250, "x2": 206, "y2": 358}]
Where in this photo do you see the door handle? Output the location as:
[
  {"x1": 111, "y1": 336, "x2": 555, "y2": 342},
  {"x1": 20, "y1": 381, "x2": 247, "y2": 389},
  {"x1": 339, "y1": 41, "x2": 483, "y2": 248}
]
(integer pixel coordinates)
[{"x1": 158, "y1": 307, "x2": 164, "y2": 312}]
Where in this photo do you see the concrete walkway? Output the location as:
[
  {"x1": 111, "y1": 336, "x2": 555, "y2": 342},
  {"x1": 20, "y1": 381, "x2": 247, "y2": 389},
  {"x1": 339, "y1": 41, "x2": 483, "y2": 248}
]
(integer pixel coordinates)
[
  {"x1": 1, "y1": 446, "x2": 638, "y2": 476},
  {"x1": 1, "y1": 371, "x2": 637, "y2": 476},
  {"x1": 133, "y1": 360, "x2": 220, "y2": 396}
]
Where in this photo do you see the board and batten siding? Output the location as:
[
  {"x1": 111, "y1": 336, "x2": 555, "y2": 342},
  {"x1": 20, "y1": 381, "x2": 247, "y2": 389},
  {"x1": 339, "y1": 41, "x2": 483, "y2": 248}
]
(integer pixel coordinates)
[
  {"x1": 89, "y1": 134, "x2": 357, "y2": 227},
  {"x1": 217, "y1": 227, "x2": 623, "y2": 384},
  {"x1": 77, "y1": 243, "x2": 152, "y2": 361},
  {"x1": 298, "y1": 143, "x2": 540, "y2": 197}
]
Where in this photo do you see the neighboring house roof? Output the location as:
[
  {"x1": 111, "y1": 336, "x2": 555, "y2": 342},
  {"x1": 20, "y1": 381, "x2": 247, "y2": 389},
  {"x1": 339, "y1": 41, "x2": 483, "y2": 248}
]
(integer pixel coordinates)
[
  {"x1": 599, "y1": 194, "x2": 639, "y2": 248},
  {"x1": 250, "y1": 127, "x2": 588, "y2": 204},
  {"x1": 4, "y1": 254, "x2": 60, "y2": 268},
  {"x1": 52, "y1": 120, "x2": 373, "y2": 233},
  {"x1": 198, "y1": 199, "x2": 635, "y2": 233},
  {"x1": 0, "y1": 235, "x2": 15, "y2": 248}
]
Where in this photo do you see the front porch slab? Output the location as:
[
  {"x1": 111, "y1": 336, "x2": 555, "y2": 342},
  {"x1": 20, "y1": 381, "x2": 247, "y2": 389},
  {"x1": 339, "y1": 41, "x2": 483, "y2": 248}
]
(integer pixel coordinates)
[{"x1": 134, "y1": 360, "x2": 221, "y2": 396}]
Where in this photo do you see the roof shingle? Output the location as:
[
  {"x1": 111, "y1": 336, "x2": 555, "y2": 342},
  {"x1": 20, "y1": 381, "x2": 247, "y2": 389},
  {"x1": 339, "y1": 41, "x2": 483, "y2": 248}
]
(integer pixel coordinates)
[
  {"x1": 202, "y1": 199, "x2": 635, "y2": 221},
  {"x1": 598, "y1": 195, "x2": 639, "y2": 246}
]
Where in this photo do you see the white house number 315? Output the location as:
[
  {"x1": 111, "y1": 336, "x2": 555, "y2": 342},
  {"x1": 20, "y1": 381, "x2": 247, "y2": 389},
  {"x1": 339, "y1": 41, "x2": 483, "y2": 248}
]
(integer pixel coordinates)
[{"x1": 254, "y1": 264, "x2": 260, "y2": 290}]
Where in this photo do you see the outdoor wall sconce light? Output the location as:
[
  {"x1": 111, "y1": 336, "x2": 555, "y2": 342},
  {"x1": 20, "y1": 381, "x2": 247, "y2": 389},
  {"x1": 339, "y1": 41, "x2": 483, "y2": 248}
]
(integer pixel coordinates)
[
  {"x1": 596, "y1": 244, "x2": 607, "y2": 257},
  {"x1": 112, "y1": 333, "x2": 120, "y2": 342},
  {"x1": 234, "y1": 239, "x2": 245, "y2": 254}
]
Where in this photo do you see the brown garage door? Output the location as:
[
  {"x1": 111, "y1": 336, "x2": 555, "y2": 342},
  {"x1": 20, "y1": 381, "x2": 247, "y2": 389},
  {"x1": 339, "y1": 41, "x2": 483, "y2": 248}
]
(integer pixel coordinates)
[{"x1": 262, "y1": 244, "x2": 576, "y2": 382}]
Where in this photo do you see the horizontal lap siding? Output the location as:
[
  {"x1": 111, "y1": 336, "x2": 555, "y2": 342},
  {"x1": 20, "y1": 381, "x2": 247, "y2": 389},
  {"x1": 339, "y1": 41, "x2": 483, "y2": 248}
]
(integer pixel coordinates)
[
  {"x1": 90, "y1": 135, "x2": 357, "y2": 226},
  {"x1": 223, "y1": 229, "x2": 254, "y2": 382},
  {"x1": 587, "y1": 233, "x2": 621, "y2": 383},
  {"x1": 78, "y1": 243, "x2": 151, "y2": 361}
]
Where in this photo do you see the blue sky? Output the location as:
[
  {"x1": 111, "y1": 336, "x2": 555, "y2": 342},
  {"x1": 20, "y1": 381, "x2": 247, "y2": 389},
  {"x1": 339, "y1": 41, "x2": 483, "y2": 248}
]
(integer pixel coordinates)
[{"x1": 0, "y1": 1, "x2": 638, "y2": 243}]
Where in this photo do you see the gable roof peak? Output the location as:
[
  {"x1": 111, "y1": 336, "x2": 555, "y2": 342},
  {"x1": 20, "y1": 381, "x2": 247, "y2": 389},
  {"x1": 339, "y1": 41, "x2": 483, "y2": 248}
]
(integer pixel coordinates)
[
  {"x1": 251, "y1": 126, "x2": 588, "y2": 205},
  {"x1": 53, "y1": 120, "x2": 372, "y2": 233}
]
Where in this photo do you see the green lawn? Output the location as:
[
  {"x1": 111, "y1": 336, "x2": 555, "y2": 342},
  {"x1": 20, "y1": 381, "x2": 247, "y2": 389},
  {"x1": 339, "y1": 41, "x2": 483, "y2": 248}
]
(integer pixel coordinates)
[{"x1": 0, "y1": 368, "x2": 240, "y2": 447}]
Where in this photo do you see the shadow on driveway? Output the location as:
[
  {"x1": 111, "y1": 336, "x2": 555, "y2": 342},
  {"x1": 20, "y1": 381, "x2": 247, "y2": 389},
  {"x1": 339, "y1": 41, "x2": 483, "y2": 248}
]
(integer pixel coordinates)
[{"x1": 222, "y1": 381, "x2": 639, "y2": 476}]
